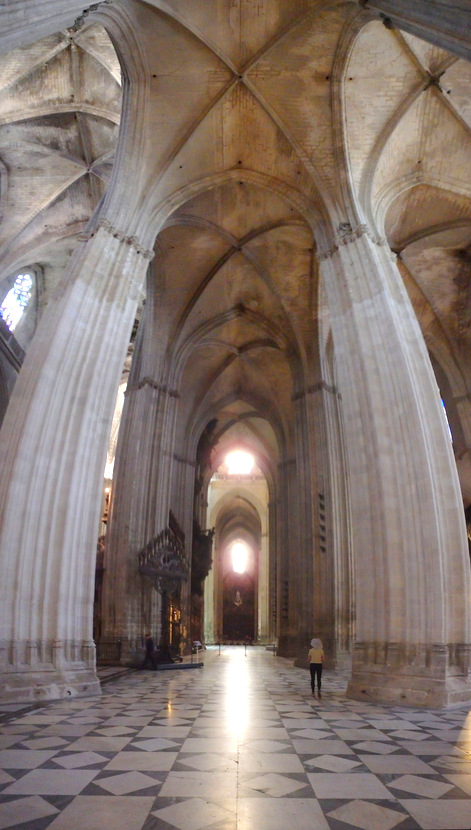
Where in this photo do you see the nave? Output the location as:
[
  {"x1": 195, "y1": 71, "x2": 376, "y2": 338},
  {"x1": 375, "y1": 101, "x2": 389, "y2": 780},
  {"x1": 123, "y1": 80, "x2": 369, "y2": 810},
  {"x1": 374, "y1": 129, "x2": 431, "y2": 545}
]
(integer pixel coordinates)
[{"x1": 0, "y1": 647, "x2": 471, "y2": 830}]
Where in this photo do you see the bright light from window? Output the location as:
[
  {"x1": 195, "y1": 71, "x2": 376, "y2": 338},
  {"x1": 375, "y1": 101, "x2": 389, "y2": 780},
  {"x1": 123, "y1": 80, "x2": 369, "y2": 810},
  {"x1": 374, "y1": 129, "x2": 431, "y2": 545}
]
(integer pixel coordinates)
[
  {"x1": 0, "y1": 272, "x2": 33, "y2": 331},
  {"x1": 226, "y1": 450, "x2": 254, "y2": 475},
  {"x1": 231, "y1": 540, "x2": 249, "y2": 574}
]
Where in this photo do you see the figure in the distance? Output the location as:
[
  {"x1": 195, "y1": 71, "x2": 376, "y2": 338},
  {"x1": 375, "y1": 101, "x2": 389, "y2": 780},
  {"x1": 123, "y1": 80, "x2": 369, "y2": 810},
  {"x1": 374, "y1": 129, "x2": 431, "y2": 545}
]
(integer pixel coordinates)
[
  {"x1": 308, "y1": 637, "x2": 324, "y2": 697},
  {"x1": 142, "y1": 632, "x2": 156, "y2": 669}
]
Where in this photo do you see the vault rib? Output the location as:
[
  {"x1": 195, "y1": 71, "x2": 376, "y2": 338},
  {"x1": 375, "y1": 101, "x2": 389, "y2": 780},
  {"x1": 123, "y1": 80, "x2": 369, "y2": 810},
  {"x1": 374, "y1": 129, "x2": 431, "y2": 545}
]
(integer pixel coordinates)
[
  {"x1": 140, "y1": 77, "x2": 238, "y2": 197},
  {"x1": 74, "y1": 29, "x2": 122, "y2": 85},
  {"x1": 240, "y1": 0, "x2": 344, "y2": 75},
  {"x1": 137, "y1": 2, "x2": 344, "y2": 208},
  {"x1": 360, "y1": 85, "x2": 432, "y2": 223},
  {"x1": 0, "y1": 36, "x2": 70, "y2": 94},
  {"x1": 143, "y1": 1, "x2": 346, "y2": 79},
  {"x1": 194, "y1": 386, "x2": 287, "y2": 449},
  {"x1": 166, "y1": 214, "x2": 307, "y2": 245},
  {"x1": 392, "y1": 26, "x2": 456, "y2": 79},
  {"x1": 191, "y1": 354, "x2": 287, "y2": 431},
  {"x1": 0, "y1": 104, "x2": 119, "y2": 127},
  {"x1": 393, "y1": 218, "x2": 471, "y2": 254},
  {"x1": 436, "y1": 81, "x2": 471, "y2": 144},
  {"x1": 217, "y1": 414, "x2": 275, "y2": 460},
  {"x1": 0, "y1": 138, "x2": 89, "y2": 170},
  {"x1": 173, "y1": 306, "x2": 295, "y2": 379},
  {"x1": 397, "y1": 253, "x2": 459, "y2": 362},
  {"x1": 169, "y1": 220, "x2": 307, "y2": 340},
  {"x1": 139, "y1": 0, "x2": 240, "y2": 75},
  {"x1": 358, "y1": 30, "x2": 468, "y2": 224},
  {"x1": 374, "y1": 172, "x2": 471, "y2": 224},
  {"x1": 0, "y1": 169, "x2": 91, "y2": 263},
  {"x1": 242, "y1": 77, "x2": 330, "y2": 204}
]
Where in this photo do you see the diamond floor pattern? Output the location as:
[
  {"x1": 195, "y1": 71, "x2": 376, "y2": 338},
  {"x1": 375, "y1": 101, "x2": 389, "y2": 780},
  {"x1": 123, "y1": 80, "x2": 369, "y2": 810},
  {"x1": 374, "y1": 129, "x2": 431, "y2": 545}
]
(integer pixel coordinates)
[{"x1": 0, "y1": 647, "x2": 471, "y2": 829}]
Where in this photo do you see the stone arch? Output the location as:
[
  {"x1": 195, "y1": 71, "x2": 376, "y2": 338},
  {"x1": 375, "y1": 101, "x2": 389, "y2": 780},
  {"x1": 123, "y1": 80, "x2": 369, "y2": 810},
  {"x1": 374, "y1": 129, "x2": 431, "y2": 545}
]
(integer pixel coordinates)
[
  {"x1": 146, "y1": 168, "x2": 327, "y2": 245},
  {"x1": 207, "y1": 480, "x2": 269, "y2": 644}
]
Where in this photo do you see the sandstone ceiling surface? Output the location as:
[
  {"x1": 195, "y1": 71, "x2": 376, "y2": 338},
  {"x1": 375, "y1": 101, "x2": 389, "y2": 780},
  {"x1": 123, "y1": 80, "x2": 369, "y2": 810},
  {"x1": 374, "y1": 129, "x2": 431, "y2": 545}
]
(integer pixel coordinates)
[{"x1": 0, "y1": 0, "x2": 470, "y2": 491}]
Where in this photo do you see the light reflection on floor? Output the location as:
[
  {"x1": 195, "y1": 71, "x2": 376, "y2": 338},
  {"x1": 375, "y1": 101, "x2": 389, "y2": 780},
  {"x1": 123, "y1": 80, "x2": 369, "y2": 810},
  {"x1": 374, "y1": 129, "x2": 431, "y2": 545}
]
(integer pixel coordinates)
[
  {"x1": 222, "y1": 648, "x2": 250, "y2": 744},
  {"x1": 0, "y1": 646, "x2": 471, "y2": 829}
]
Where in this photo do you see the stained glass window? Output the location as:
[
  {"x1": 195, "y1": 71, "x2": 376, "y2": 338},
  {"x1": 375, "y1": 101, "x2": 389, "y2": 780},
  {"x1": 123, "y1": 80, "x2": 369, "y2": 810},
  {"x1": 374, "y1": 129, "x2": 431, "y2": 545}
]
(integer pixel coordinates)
[{"x1": 0, "y1": 272, "x2": 33, "y2": 331}]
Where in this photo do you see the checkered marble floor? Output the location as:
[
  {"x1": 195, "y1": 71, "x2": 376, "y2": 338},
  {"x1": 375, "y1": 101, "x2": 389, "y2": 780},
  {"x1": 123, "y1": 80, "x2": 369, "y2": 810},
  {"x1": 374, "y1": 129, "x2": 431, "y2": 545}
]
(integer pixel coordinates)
[{"x1": 1, "y1": 646, "x2": 471, "y2": 829}]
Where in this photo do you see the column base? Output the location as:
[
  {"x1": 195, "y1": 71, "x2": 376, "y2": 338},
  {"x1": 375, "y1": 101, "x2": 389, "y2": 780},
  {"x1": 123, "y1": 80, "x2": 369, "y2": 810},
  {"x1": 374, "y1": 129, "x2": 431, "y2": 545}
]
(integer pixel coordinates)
[
  {"x1": 329, "y1": 649, "x2": 352, "y2": 672},
  {"x1": 278, "y1": 630, "x2": 313, "y2": 663},
  {"x1": 0, "y1": 668, "x2": 101, "y2": 704},
  {"x1": 0, "y1": 638, "x2": 101, "y2": 703},
  {"x1": 347, "y1": 642, "x2": 471, "y2": 708},
  {"x1": 286, "y1": 632, "x2": 346, "y2": 671},
  {"x1": 347, "y1": 671, "x2": 471, "y2": 708}
]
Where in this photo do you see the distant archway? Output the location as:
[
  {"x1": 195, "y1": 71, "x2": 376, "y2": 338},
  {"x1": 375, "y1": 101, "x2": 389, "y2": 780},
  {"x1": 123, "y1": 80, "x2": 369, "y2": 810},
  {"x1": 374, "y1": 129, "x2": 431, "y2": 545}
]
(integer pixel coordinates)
[{"x1": 223, "y1": 570, "x2": 255, "y2": 642}]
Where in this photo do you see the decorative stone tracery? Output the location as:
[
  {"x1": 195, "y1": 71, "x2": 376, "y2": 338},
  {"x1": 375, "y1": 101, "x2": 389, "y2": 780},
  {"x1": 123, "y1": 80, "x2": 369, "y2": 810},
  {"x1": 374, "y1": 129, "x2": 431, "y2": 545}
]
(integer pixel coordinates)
[{"x1": 138, "y1": 526, "x2": 189, "y2": 595}]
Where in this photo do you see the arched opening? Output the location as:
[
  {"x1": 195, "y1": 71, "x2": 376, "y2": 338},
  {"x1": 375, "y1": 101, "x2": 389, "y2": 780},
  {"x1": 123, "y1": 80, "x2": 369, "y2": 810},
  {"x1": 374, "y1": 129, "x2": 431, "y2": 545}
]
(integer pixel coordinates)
[
  {"x1": 223, "y1": 568, "x2": 255, "y2": 642},
  {"x1": 202, "y1": 445, "x2": 270, "y2": 645}
]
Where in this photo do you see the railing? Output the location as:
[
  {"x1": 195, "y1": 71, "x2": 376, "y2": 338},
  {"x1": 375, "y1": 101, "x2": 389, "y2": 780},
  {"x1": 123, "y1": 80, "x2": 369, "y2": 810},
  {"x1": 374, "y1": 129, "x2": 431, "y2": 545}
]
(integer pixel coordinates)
[{"x1": 96, "y1": 639, "x2": 122, "y2": 664}]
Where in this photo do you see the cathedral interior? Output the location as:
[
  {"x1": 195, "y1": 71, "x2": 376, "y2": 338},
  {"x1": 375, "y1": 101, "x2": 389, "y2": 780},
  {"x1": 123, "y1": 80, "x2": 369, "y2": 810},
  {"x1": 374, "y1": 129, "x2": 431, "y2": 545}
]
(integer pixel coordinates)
[
  {"x1": 1, "y1": 0, "x2": 471, "y2": 714},
  {"x1": 2, "y1": 3, "x2": 471, "y2": 828}
]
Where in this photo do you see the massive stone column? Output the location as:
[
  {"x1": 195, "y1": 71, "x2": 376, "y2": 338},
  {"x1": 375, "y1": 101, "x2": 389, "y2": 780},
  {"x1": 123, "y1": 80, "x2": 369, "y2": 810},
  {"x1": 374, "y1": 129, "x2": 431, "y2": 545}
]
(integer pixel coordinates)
[
  {"x1": 100, "y1": 335, "x2": 181, "y2": 663},
  {"x1": 322, "y1": 383, "x2": 355, "y2": 665},
  {"x1": 290, "y1": 387, "x2": 328, "y2": 666},
  {"x1": 0, "y1": 221, "x2": 152, "y2": 702},
  {"x1": 277, "y1": 451, "x2": 314, "y2": 660},
  {"x1": 268, "y1": 498, "x2": 278, "y2": 645},
  {"x1": 359, "y1": 0, "x2": 471, "y2": 62},
  {"x1": 293, "y1": 396, "x2": 315, "y2": 659},
  {"x1": 172, "y1": 454, "x2": 199, "y2": 652},
  {"x1": 275, "y1": 460, "x2": 291, "y2": 652},
  {"x1": 319, "y1": 225, "x2": 471, "y2": 707},
  {"x1": 302, "y1": 380, "x2": 354, "y2": 668},
  {"x1": 257, "y1": 509, "x2": 270, "y2": 643}
]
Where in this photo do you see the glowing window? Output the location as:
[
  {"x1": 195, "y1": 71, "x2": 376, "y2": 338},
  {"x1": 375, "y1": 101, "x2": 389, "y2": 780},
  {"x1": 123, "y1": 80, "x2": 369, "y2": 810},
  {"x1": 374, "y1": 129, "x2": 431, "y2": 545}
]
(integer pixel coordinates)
[
  {"x1": 231, "y1": 540, "x2": 249, "y2": 574},
  {"x1": 0, "y1": 272, "x2": 33, "y2": 331},
  {"x1": 226, "y1": 450, "x2": 254, "y2": 475}
]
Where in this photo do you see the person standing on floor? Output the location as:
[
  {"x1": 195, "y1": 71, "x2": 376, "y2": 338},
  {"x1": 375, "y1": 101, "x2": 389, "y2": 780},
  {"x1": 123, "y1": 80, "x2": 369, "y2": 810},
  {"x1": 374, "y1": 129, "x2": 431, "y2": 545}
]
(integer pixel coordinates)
[
  {"x1": 308, "y1": 637, "x2": 324, "y2": 696},
  {"x1": 143, "y1": 632, "x2": 157, "y2": 669}
]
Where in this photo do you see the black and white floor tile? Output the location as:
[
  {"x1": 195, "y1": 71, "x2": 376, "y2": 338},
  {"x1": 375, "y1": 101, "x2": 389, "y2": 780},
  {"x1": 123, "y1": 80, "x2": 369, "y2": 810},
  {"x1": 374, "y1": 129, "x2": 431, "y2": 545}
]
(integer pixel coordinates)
[{"x1": 0, "y1": 647, "x2": 471, "y2": 829}]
